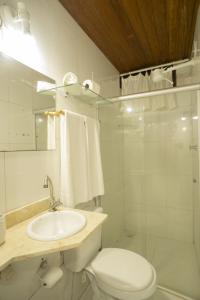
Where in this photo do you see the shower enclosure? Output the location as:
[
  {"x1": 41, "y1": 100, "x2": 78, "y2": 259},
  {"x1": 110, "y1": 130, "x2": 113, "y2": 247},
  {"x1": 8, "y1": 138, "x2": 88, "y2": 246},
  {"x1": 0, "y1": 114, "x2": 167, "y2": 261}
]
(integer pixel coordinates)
[{"x1": 99, "y1": 88, "x2": 200, "y2": 300}]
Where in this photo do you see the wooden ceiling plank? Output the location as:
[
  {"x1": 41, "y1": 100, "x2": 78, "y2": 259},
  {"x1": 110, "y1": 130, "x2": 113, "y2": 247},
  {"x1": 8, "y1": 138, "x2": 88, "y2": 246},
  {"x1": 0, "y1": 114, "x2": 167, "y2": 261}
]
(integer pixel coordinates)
[
  {"x1": 59, "y1": 0, "x2": 200, "y2": 73},
  {"x1": 109, "y1": 0, "x2": 147, "y2": 67},
  {"x1": 186, "y1": 0, "x2": 200, "y2": 57}
]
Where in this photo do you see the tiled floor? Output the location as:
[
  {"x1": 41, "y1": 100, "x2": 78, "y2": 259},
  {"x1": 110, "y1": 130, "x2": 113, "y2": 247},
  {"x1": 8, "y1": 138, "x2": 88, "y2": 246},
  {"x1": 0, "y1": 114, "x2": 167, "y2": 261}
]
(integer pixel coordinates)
[{"x1": 115, "y1": 234, "x2": 200, "y2": 300}]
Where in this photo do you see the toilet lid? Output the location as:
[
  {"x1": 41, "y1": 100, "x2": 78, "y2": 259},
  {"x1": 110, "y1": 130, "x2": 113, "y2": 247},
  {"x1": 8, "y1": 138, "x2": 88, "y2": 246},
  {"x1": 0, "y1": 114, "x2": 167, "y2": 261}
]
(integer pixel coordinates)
[{"x1": 90, "y1": 248, "x2": 154, "y2": 292}]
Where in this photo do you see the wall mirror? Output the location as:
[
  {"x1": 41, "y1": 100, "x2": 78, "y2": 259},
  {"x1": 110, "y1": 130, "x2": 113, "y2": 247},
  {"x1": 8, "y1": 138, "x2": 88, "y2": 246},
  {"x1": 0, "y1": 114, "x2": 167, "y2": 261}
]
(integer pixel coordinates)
[{"x1": 0, "y1": 53, "x2": 56, "y2": 151}]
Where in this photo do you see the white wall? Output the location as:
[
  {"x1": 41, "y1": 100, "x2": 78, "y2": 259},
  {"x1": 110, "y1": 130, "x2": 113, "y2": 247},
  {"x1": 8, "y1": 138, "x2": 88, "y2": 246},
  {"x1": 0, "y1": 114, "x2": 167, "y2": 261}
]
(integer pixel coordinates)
[{"x1": 0, "y1": 0, "x2": 118, "y2": 213}]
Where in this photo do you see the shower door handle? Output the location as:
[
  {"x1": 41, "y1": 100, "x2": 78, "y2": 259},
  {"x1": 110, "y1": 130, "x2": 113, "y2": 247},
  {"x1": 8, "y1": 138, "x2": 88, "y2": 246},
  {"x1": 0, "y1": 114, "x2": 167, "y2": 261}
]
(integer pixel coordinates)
[{"x1": 189, "y1": 145, "x2": 198, "y2": 151}]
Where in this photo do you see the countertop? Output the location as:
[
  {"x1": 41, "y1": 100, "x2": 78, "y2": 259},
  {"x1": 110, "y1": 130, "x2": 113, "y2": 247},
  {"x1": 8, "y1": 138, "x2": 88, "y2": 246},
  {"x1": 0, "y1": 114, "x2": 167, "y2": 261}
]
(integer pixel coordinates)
[{"x1": 0, "y1": 207, "x2": 107, "y2": 271}]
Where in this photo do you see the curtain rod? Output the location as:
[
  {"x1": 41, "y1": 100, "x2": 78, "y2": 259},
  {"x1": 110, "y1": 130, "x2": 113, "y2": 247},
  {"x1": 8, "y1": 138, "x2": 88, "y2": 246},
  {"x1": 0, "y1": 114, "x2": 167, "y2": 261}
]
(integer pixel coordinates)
[
  {"x1": 120, "y1": 59, "x2": 189, "y2": 77},
  {"x1": 109, "y1": 83, "x2": 200, "y2": 103}
]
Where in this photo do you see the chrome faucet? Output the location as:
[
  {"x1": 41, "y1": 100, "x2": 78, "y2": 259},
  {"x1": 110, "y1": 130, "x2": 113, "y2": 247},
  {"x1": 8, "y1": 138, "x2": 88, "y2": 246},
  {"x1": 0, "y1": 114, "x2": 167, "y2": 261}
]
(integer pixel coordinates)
[{"x1": 43, "y1": 176, "x2": 62, "y2": 211}]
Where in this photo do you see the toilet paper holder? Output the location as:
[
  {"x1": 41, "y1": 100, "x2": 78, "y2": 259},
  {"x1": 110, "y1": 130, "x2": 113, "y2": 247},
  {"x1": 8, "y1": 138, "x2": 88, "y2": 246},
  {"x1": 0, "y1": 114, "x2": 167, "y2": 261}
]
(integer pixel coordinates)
[{"x1": 37, "y1": 255, "x2": 64, "y2": 289}]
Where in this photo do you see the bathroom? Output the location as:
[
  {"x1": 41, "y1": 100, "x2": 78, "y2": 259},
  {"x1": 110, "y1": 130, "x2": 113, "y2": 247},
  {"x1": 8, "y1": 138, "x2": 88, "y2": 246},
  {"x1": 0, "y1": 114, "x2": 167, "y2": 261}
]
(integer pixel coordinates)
[{"x1": 0, "y1": 1, "x2": 200, "y2": 300}]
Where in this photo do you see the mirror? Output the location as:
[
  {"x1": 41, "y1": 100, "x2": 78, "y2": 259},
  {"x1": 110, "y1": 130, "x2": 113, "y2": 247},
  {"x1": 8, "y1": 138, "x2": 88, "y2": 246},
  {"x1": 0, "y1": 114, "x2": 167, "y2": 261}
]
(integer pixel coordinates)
[{"x1": 0, "y1": 53, "x2": 56, "y2": 151}]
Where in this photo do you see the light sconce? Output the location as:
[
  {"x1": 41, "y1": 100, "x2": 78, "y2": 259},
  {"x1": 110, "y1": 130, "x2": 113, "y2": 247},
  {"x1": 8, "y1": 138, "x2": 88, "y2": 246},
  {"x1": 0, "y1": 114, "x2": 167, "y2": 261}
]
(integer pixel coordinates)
[
  {"x1": 0, "y1": 2, "x2": 30, "y2": 34},
  {"x1": 0, "y1": 2, "x2": 42, "y2": 68},
  {"x1": 15, "y1": 2, "x2": 31, "y2": 34}
]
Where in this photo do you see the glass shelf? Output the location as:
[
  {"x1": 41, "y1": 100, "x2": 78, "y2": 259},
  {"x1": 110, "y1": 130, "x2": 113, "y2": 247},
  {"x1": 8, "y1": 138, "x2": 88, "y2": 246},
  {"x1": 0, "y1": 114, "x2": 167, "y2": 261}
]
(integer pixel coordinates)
[{"x1": 38, "y1": 83, "x2": 111, "y2": 106}]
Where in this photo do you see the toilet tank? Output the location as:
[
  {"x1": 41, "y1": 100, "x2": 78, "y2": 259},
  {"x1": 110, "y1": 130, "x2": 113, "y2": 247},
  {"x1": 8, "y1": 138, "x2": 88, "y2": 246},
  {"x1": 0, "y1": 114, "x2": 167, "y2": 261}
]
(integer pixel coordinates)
[{"x1": 64, "y1": 226, "x2": 102, "y2": 272}]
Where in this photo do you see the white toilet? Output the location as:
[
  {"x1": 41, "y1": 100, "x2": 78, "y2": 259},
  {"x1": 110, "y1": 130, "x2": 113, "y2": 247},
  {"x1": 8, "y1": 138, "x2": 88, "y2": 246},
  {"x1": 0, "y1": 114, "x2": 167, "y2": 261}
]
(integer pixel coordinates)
[
  {"x1": 86, "y1": 248, "x2": 156, "y2": 300},
  {"x1": 64, "y1": 227, "x2": 157, "y2": 300}
]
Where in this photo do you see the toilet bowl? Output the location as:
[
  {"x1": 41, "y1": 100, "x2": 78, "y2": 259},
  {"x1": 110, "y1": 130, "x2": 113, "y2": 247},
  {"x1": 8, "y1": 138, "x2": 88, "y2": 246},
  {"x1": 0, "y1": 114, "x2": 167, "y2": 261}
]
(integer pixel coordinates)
[
  {"x1": 86, "y1": 248, "x2": 156, "y2": 300},
  {"x1": 64, "y1": 226, "x2": 157, "y2": 300}
]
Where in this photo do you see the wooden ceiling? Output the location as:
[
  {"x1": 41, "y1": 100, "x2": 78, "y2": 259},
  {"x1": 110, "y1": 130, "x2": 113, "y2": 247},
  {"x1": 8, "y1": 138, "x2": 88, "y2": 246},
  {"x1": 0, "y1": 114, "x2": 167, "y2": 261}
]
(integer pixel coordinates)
[{"x1": 59, "y1": 0, "x2": 200, "y2": 73}]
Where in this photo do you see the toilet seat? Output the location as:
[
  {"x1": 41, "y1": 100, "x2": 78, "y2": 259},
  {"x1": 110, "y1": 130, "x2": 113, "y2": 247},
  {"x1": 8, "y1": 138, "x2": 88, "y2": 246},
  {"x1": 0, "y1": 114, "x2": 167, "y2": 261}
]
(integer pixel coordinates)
[{"x1": 87, "y1": 248, "x2": 157, "y2": 300}]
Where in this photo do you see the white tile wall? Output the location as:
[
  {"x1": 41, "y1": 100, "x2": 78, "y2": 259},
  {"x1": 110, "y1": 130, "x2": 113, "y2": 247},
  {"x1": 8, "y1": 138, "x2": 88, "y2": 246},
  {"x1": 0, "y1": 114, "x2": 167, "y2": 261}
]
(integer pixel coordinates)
[
  {"x1": 100, "y1": 93, "x2": 197, "y2": 244},
  {"x1": 5, "y1": 151, "x2": 57, "y2": 211},
  {"x1": 195, "y1": 92, "x2": 200, "y2": 267},
  {"x1": 122, "y1": 93, "x2": 195, "y2": 243},
  {"x1": 0, "y1": 74, "x2": 37, "y2": 151},
  {"x1": 100, "y1": 104, "x2": 124, "y2": 246},
  {"x1": 0, "y1": 153, "x2": 5, "y2": 213}
]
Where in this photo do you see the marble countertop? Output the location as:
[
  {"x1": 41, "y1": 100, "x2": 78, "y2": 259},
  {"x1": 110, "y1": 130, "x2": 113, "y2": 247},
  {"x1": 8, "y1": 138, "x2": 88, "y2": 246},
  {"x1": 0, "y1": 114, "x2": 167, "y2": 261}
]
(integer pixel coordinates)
[{"x1": 0, "y1": 207, "x2": 107, "y2": 271}]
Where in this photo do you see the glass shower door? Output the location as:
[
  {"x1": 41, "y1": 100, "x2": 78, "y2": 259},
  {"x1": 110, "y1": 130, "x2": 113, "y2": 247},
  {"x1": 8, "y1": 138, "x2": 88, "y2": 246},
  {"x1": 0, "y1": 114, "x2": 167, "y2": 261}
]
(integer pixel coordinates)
[
  {"x1": 99, "y1": 88, "x2": 200, "y2": 299},
  {"x1": 122, "y1": 89, "x2": 200, "y2": 298}
]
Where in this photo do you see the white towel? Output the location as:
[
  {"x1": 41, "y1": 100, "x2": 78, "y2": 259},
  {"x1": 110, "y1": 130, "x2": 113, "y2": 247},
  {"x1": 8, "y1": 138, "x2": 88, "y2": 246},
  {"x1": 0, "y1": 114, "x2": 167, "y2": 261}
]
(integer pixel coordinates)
[
  {"x1": 151, "y1": 79, "x2": 167, "y2": 111},
  {"x1": 60, "y1": 112, "x2": 89, "y2": 207},
  {"x1": 47, "y1": 115, "x2": 56, "y2": 150},
  {"x1": 143, "y1": 98, "x2": 151, "y2": 112},
  {"x1": 86, "y1": 117, "x2": 104, "y2": 199},
  {"x1": 60, "y1": 112, "x2": 104, "y2": 207},
  {"x1": 167, "y1": 94, "x2": 177, "y2": 110}
]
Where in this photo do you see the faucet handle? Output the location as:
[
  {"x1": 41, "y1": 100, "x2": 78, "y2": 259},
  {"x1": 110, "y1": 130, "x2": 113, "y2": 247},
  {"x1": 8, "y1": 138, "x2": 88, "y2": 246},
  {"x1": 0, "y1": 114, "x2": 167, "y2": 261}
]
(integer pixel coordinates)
[
  {"x1": 49, "y1": 199, "x2": 63, "y2": 211},
  {"x1": 56, "y1": 199, "x2": 63, "y2": 206}
]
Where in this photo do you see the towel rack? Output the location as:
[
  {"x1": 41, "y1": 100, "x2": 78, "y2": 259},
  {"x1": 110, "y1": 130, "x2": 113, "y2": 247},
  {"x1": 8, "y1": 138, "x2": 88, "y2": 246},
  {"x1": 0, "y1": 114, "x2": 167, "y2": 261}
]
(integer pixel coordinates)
[{"x1": 44, "y1": 110, "x2": 65, "y2": 117}]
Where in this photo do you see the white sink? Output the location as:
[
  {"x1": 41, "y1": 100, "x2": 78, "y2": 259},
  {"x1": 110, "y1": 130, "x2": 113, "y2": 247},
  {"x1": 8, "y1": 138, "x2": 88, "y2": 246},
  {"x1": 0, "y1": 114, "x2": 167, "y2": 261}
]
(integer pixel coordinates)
[{"x1": 27, "y1": 210, "x2": 86, "y2": 241}]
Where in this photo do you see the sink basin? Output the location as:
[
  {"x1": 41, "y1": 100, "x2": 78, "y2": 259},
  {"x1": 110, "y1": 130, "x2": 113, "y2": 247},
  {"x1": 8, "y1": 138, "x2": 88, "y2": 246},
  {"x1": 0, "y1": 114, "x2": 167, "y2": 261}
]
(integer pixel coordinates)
[{"x1": 27, "y1": 210, "x2": 86, "y2": 241}]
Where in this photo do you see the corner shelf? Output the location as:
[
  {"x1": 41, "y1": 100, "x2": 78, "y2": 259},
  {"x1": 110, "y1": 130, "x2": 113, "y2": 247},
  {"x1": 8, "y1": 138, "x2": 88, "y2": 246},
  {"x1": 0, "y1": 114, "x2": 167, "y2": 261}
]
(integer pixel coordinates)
[{"x1": 38, "y1": 83, "x2": 111, "y2": 106}]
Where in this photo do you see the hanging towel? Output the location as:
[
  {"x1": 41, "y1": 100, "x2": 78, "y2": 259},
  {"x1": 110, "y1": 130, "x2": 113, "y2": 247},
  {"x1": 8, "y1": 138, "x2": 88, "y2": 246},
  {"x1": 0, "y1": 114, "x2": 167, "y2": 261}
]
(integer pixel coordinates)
[
  {"x1": 150, "y1": 72, "x2": 169, "y2": 111},
  {"x1": 142, "y1": 74, "x2": 152, "y2": 111},
  {"x1": 47, "y1": 115, "x2": 56, "y2": 150},
  {"x1": 122, "y1": 73, "x2": 152, "y2": 112},
  {"x1": 60, "y1": 112, "x2": 104, "y2": 208},
  {"x1": 86, "y1": 117, "x2": 104, "y2": 200},
  {"x1": 151, "y1": 96, "x2": 166, "y2": 111},
  {"x1": 167, "y1": 94, "x2": 177, "y2": 110},
  {"x1": 151, "y1": 82, "x2": 167, "y2": 111},
  {"x1": 60, "y1": 112, "x2": 89, "y2": 207}
]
